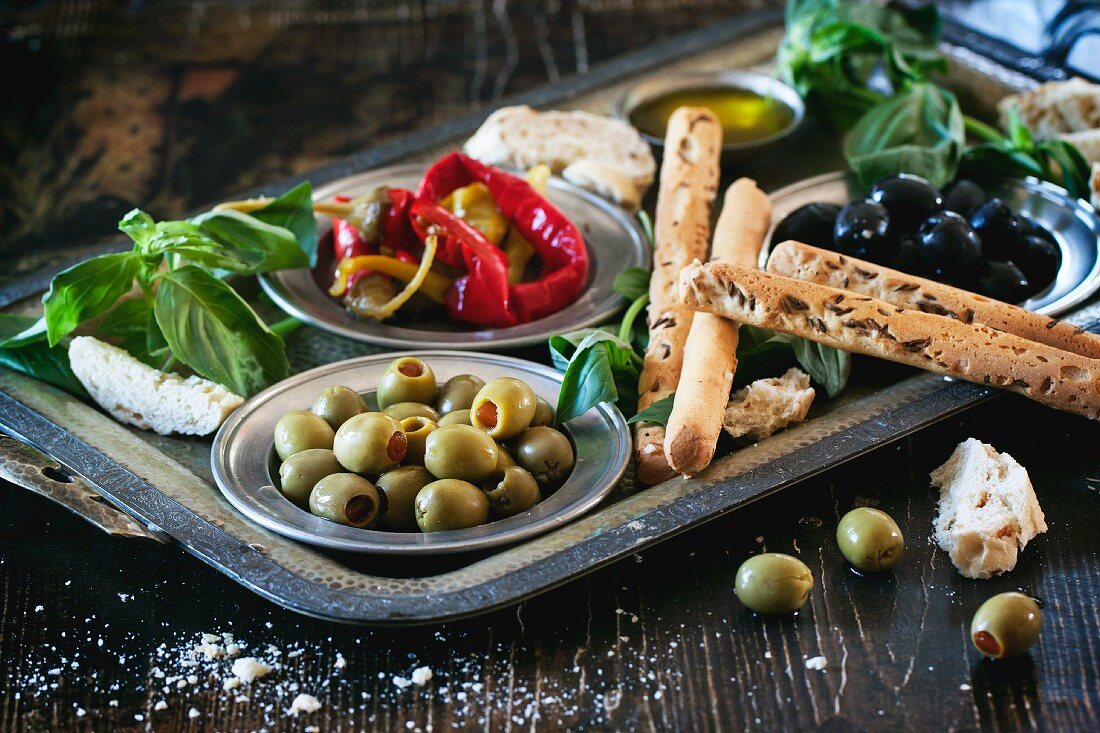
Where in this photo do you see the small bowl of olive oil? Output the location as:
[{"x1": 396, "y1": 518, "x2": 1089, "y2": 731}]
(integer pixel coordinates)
[{"x1": 614, "y1": 71, "x2": 804, "y2": 160}]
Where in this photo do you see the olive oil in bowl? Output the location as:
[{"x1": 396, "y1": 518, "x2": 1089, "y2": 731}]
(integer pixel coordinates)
[{"x1": 629, "y1": 86, "x2": 796, "y2": 147}]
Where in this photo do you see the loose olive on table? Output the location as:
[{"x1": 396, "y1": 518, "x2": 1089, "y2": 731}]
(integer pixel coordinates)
[
  {"x1": 274, "y1": 410, "x2": 336, "y2": 461},
  {"x1": 311, "y1": 385, "x2": 367, "y2": 430},
  {"x1": 970, "y1": 592, "x2": 1043, "y2": 658},
  {"x1": 271, "y1": 358, "x2": 571, "y2": 533},
  {"x1": 278, "y1": 449, "x2": 342, "y2": 507},
  {"x1": 513, "y1": 426, "x2": 575, "y2": 488},
  {"x1": 333, "y1": 412, "x2": 408, "y2": 474},
  {"x1": 734, "y1": 553, "x2": 814, "y2": 615},
  {"x1": 836, "y1": 507, "x2": 905, "y2": 572},
  {"x1": 309, "y1": 473, "x2": 382, "y2": 528}
]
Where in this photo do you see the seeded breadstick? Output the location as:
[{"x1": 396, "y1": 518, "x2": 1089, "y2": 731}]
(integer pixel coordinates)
[
  {"x1": 767, "y1": 240, "x2": 1100, "y2": 359},
  {"x1": 634, "y1": 107, "x2": 722, "y2": 485},
  {"x1": 679, "y1": 262, "x2": 1100, "y2": 420},
  {"x1": 664, "y1": 179, "x2": 771, "y2": 476}
]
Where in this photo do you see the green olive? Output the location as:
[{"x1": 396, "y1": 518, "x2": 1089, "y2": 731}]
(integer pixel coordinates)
[
  {"x1": 734, "y1": 553, "x2": 814, "y2": 614},
  {"x1": 383, "y1": 401, "x2": 442, "y2": 422},
  {"x1": 332, "y1": 412, "x2": 407, "y2": 474},
  {"x1": 376, "y1": 357, "x2": 437, "y2": 409},
  {"x1": 494, "y1": 443, "x2": 516, "y2": 475},
  {"x1": 529, "y1": 397, "x2": 556, "y2": 427},
  {"x1": 470, "y1": 377, "x2": 536, "y2": 439},
  {"x1": 311, "y1": 386, "x2": 367, "y2": 430},
  {"x1": 512, "y1": 426, "x2": 575, "y2": 487},
  {"x1": 277, "y1": 449, "x2": 342, "y2": 507},
  {"x1": 437, "y1": 409, "x2": 472, "y2": 427},
  {"x1": 376, "y1": 466, "x2": 434, "y2": 530},
  {"x1": 971, "y1": 592, "x2": 1043, "y2": 658},
  {"x1": 436, "y1": 374, "x2": 486, "y2": 415},
  {"x1": 308, "y1": 473, "x2": 381, "y2": 528},
  {"x1": 836, "y1": 507, "x2": 905, "y2": 572},
  {"x1": 423, "y1": 424, "x2": 499, "y2": 483},
  {"x1": 414, "y1": 479, "x2": 490, "y2": 532},
  {"x1": 274, "y1": 410, "x2": 336, "y2": 461},
  {"x1": 400, "y1": 416, "x2": 437, "y2": 466},
  {"x1": 482, "y1": 466, "x2": 541, "y2": 517}
]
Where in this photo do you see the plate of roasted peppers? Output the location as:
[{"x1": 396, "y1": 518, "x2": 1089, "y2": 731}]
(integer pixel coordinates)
[{"x1": 260, "y1": 154, "x2": 650, "y2": 349}]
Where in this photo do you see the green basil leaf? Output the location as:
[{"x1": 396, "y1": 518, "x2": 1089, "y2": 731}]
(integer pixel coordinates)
[
  {"x1": 41, "y1": 252, "x2": 141, "y2": 347},
  {"x1": 0, "y1": 316, "x2": 47, "y2": 349},
  {"x1": 627, "y1": 393, "x2": 675, "y2": 426},
  {"x1": 190, "y1": 208, "x2": 308, "y2": 273},
  {"x1": 1037, "y1": 139, "x2": 1092, "y2": 200},
  {"x1": 550, "y1": 328, "x2": 642, "y2": 423},
  {"x1": 771, "y1": 333, "x2": 851, "y2": 398},
  {"x1": 613, "y1": 267, "x2": 651, "y2": 301},
  {"x1": 153, "y1": 266, "x2": 287, "y2": 396},
  {"x1": 119, "y1": 209, "x2": 156, "y2": 249},
  {"x1": 843, "y1": 82, "x2": 964, "y2": 188},
  {"x1": 0, "y1": 314, "x2": 89, "y2": 398},
  {"x1": 960, "y1": 141, "x2": 1046, "y2": 180},
  {"x1": 98, "y1": 298, "x2": 169, "y2": 367},
  {"x1": 247, "y1": 182, "x2": 319, "y2": 266},
  {"x1": 636, "y1": 210, "x2": 655, "y2": 249}
]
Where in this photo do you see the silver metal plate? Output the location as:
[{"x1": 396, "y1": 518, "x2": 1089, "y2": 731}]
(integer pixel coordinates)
[
  {"x1": 259, "y1": 164, "x2": 650, "y2": 349},
  {"x1": 765, "y1": 171, "x2": 1100, "y2": 316},
  {"x1": 210, "y1": 351, "x2": 630, "y2": 555}
]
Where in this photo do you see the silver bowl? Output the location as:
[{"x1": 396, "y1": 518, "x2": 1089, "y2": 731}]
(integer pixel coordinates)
[{"x1": 613, "y1": 70, "x2": 805, "y2": 160}]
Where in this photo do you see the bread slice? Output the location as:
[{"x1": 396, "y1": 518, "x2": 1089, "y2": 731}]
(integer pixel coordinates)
[
  {"x1": 463, "y1": 105, "x2": 656, "y2": 209},
  {"x1": 997, "y1": 78, "x2": 1100, "y2": 137},
  {"x1": 722, "y1": 368, "x2": 815, "y2": 442},
  {"x1": 69, "y1": 336, "x2": 244, "y2": 436},
  {"x1": 930, "y1": 438, "x2": 1047, "y2": 579},
  {"x1": 1060, "y1": 129, "x2": 1100, "y2": 166}
]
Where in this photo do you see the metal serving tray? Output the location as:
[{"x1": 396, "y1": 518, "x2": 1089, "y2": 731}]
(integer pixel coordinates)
[{"x1": 3, "y1": 9, "x2": 1098, "y2": 624}]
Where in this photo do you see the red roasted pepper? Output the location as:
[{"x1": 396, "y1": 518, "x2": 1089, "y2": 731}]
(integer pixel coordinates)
[
  {"x1": 415, "y1": 153, "x2": 589, "y2": 325},
  {"x1": 333, "y1": 218, "x2": 368, "y2": 261}
]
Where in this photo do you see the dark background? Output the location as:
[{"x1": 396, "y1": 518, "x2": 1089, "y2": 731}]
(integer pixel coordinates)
[{"x1": 2, "y1": 1, "x2": 1100, "y2": 731}]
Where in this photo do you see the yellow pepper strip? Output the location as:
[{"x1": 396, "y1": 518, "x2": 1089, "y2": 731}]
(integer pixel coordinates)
[
  {"x1": 441, "y1": 183, "x2": 508, "y2": 245},
  {"x1": 329, "y1": 251, "x2": 451, "y2": 303},
  {"x1": 502, "y1": 165, "x2": 551, "y2": 284},
  {"x1": 215, "y1": 198, "x2": 353, "y2": 218},
  {"x1": 340, "y1": 235, "x2": 440, "y2": 320}
]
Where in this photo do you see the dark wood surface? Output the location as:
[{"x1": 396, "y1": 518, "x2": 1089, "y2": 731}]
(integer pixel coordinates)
[{"x1": 2, "y1": 395, "x2": 1099, "y2": 731}]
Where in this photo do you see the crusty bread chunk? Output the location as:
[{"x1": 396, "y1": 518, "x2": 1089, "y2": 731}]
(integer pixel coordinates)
[
  {"x1": 69, "y1": 336, "x2": 244, "y2": 436},
  {"x1": 722, "y1": 368, "x2": 815, "y2": 442},
  {"x1": 930, "y1": 438, "x2": 1047, "y2": 579},
  {"x1": 463, "y1": 105, "x2": 656, "y2": 209},
  {"x1": 997, "y1": 78, "x2": 1100, "y2": 137}
]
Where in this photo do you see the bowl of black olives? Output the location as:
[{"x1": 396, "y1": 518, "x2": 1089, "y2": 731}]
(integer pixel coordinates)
[
  {"x1": 767, "y1": 171, "x2": 1100, "y2": 315},
  {"x1": 212, "y1": 352, "x2": 630, "y2": 554}
]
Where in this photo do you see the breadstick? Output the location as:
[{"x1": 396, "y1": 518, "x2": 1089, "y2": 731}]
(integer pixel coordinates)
[
  {"x1": 679, "y1": 262, "x2": 1100, "y2": 420},
  {"x1": 767, "y1": 240, "x2": 1100, "y2": 359},
  {"x1": 634, "y1": 107, "x2": 722, "y2": 485},
  {"x1": 664, "y1": 179, "x2": 771, "y2": 476}
]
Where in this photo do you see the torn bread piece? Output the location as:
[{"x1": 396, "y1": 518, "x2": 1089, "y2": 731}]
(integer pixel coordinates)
[
  {"x1": 930, "y1": 438, "x2": 1047, "y2": 579},
  {"x1": 996, "y1": 78, "x2": 1100, "y2": 138},
  {"x1": 723, "y1": 368, "x2": 815, "y2": 442},
  {"x1": 69, "y1": 336, "x2": 243, "y2": 436},
  {"x1": 463, "y1": 105, "x2": 656, "y2": 209}
]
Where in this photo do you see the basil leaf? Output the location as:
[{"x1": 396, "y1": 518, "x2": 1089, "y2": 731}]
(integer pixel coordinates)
[
  {"x1": 550, "y1": 328, "x2": 642, "y2": 423},
  {"x1": 771, "y1": 333, "x2": 851, "y2": 398},
  {"x1": 41, "y1": 252, "x2": 141, "y2": 346},
  {"x1": 0, "y1": 314, "x2": 88, "y2": 398},
  {"x1": 119, "y1": 209, "x2": 156, "y2": 249},
  {"x1": 98, "y1": 298, "x2": 169, "y2": 367},
  {"x1": 1037, "y1": 139, "x2": 1091, "y2": 200},
  {"x1": 960, "y1": 140, "x2": 1046, "y2": 180},
  {"x1": 153, "y1": 266, "x2": 287, "y2": 396},
  {"x1": 190, "y1": 208, "x2": 308, "y2": 273},
  {"x1": 613, "y1": 267, "x2": 650, "y2": 301},
  {"x1": 734, "y1": 325, "x2": 850, "y2": 397},
  {"x1": 627, "y1": 393, "x2": 675, "y2": 426},
  {"x1": 0, "y1": 316, "x2": 47, "y2": 349},
  {"x1": 843, "y1": 82, "x2": 964, "y2": 188},
  {"x1": 247, "y1": 182, "x2": 319, "y2": 267}
]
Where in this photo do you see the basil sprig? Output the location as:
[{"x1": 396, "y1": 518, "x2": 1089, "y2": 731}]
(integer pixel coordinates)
[
  {"x1": 0, "y1": 314, "x2": 89, "y2": 398},
  {"x1": 778, "y1": 0, "x2": 1092, "y2": 198},
  {"x1": 1, "y1": 182, "x2": 315, "y2": 397}
]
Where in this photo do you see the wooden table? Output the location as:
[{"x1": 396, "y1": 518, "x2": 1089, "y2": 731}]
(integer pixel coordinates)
[{"x1": 3, "y1": 395, "x2": 1098, "y2": 731}]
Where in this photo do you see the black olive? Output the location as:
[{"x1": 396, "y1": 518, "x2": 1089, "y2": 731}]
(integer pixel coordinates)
[
  {"x1": 892, "y1": 233, "x2": 930, "y2": 277},
  {"x1": 1018, "y1": 214, "x2": 1057, "y2": 246},
  {"x1": 977, "y1": 260, "x2": 1030, "y2": 303},
  {"x1": 1015, "y1": 235, "x2": 1061, "y2": 292},
  {"x1": 969, "y1": 198, "x2": 1023, "y2": 262},
  {"x1": 868, "y1": 174, "x2": 943, "y2": 234},
  {"x1": 833, "y1": 200, "x2": 897, "y2": 264},
  {"x1": 943, "y1": 179, "x2": 986, "y2": 217},
  {"x1": 771, "y1": 203, "x2": 842, "y2": 249},
  {"x1": 917, "y1": 212, "x2": 983, "y2": 286}
]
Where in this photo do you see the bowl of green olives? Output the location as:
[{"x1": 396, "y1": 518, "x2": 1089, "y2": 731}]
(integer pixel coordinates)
[{"x1": 211, "y1": 352, "x2": 630, "y2": 554}]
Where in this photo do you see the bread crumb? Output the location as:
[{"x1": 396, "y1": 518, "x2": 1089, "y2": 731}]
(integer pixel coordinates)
[
  {"x1": 231, "y1": 657, "x2": 273, "y2": 684},
  {"x1": 223, "y1": 677, "x2": 241, "y2": 691},
  {"x1": 393, "y1": 676, "x2": 412, "y2": 689},
  {"x1": 153, "y1": 701, "x2": 167, "y2": 711},
  {"x1": 288, "y1": 693, "x2": 322, "y2": 716},
  {"x1": 334, "y1": 654, "x2": 346, "y2": 671},
  {"x1": 188, "y1": 708, "x2": 200, "y2": 719},
  {"x1": 723, "y1": 368, "x2": 815, "y2": 441},
  {"x1": 805, "y1": 656, "x2": 827, "y2": 671}
]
